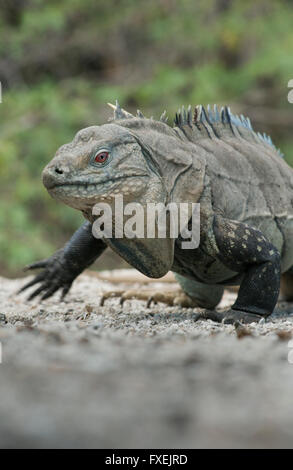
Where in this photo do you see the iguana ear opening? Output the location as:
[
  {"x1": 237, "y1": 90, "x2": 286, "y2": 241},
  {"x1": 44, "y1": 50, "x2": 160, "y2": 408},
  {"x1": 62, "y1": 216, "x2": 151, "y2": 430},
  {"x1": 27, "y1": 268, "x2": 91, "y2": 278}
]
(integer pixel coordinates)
[
  {"x1": 168, "y1": 146, "x2": 205, "y2": 206},
  {"x1": 129, "y1": 133, "x2": 163, "y2": 179}
]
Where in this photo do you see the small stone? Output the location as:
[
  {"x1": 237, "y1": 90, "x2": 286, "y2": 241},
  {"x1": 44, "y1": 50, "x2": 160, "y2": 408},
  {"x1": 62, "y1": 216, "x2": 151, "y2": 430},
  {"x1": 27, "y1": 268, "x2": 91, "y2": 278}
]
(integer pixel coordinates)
[
  {"x1": 92, "y1": 322, "x2": 104, "y2": 330},
  {"x1": 0, "y1": 313, "x2": 7, "y2": 324},
  {"x1": 65, "y1": 309, "x2": 74, "y2": 315},
  {"x1": 235, "y1": 322, "x2": 253, "y2": 339},
  {"x1": 275, "y1": 330, "x2": 292, "y2": 341},
  {"x1": 85, "y1": 304, "x2": 93, "y2": 314}
]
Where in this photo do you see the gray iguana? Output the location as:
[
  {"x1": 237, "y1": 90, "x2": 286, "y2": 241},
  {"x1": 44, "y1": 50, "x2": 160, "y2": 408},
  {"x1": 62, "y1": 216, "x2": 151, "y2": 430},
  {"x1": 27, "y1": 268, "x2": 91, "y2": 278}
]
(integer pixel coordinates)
[{"x1": 20, "y1": 102, "x2": 293, "y2": 323}]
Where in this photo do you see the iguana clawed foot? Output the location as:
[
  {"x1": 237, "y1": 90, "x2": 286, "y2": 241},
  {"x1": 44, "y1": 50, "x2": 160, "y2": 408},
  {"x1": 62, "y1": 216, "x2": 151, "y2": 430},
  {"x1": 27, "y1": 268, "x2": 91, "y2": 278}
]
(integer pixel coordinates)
[
  {"x1": 19, "y1": 251, "x2": 79, "y2": 301},
  {"x1": 194, "y1": 309, "x2": 264, "y2": 324},
  {"x1": 19, "y1": 223, "x2": 107, "y2": 302},
  {"x1": 99, "y1": 288, "x2": 197, "y2": 308}
]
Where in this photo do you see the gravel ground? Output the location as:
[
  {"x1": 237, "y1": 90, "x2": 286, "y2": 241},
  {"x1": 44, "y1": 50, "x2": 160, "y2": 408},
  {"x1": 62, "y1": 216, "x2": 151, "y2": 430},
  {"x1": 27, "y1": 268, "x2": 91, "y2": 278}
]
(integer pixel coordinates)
[{"x1": 0, "y1": 270, "x2": 293, "y2": 449}]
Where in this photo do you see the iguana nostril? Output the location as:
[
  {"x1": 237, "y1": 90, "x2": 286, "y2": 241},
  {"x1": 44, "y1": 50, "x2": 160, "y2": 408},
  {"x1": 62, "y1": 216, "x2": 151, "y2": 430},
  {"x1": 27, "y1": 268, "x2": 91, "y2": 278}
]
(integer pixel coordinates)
[{"x1": 55, "y1": 166, "x2": 64, "y2": 175}]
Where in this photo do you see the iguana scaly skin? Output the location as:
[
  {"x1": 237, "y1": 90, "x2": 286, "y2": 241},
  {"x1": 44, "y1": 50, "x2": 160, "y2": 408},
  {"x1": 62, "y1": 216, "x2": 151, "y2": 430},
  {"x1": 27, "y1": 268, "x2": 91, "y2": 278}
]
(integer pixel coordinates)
[{"x1": 20, "y1": 102, "x2": 293, "y2": 323}]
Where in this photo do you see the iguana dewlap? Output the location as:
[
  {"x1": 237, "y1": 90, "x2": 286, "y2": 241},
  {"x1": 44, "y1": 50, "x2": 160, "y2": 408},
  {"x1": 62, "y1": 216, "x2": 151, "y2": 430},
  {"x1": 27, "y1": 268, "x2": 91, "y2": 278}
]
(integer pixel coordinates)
[{"x1": 20, "y1": 102, "x2": 293, "y2": 323}]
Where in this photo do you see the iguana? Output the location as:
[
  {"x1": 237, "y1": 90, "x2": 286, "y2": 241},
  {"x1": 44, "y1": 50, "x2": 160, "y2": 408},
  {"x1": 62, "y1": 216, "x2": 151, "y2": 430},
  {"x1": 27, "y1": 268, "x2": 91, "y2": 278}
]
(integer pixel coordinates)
[{"x1": 20, "y1": 102, "x2": 293, "y2": 323}]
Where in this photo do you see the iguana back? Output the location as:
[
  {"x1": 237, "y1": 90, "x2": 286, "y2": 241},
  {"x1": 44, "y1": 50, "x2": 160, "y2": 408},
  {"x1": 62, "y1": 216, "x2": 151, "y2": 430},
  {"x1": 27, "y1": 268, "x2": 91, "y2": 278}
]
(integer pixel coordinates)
[{"x1": 169, "y1": 105, "x2": 293, "y2": 271}]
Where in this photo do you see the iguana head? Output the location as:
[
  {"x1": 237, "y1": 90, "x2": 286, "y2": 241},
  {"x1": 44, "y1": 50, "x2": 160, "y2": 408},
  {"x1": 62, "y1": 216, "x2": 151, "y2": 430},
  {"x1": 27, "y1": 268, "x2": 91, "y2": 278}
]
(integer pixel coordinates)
[{"x1": 42, "y1": 102, "x2": 205, "y2": 221}]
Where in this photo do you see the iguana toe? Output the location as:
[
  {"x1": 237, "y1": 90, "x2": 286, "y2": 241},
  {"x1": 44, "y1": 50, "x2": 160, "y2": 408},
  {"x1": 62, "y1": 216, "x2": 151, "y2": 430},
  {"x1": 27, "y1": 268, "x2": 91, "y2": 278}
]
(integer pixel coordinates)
[{"x1": 194, "y1": 309, "x2": 264, "y2": 324}]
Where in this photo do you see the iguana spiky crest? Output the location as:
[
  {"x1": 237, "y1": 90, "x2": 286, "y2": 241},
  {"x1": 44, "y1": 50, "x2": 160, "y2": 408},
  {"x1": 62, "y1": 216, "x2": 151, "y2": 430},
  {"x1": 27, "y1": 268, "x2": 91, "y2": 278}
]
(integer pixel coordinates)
[{"x1": 108, "y1": 100, "x2": 283, "y2": 157}]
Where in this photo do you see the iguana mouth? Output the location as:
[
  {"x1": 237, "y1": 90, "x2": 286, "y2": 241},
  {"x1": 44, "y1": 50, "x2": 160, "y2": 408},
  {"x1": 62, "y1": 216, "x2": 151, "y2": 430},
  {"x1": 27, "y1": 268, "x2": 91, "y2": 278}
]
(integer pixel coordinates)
[{"x1": 46, "y1": 173, "x2": 148, "y2": 191}]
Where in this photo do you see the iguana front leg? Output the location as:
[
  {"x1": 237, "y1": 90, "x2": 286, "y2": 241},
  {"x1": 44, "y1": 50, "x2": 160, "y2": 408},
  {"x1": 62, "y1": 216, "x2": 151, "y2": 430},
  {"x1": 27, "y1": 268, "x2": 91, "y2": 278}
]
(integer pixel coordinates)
[
  {"x1": 19, "y1": 221, "x2": 107, "y2": 300},
  {"x1": 202, "y1": 215, "x2": 281, "y2": 323}
]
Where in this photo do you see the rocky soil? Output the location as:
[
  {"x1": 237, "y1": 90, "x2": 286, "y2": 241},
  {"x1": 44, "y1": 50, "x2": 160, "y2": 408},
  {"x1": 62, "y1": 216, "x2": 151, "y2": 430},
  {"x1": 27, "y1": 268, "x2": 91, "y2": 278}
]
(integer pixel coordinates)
[{"x1": 0, "y1": 270, "x2": 293, "y2": 448}]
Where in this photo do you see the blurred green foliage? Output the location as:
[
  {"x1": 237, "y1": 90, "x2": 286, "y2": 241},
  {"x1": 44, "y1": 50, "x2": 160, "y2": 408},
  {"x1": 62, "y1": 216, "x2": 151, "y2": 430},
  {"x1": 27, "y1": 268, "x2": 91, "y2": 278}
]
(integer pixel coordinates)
[{"x1": 0, "y1": 0, "x2": 293, "y2": 275}]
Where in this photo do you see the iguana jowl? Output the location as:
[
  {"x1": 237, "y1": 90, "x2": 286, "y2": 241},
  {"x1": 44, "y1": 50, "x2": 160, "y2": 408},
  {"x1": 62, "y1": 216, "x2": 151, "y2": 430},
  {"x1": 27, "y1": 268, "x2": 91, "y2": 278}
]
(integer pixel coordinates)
[{"x1": 20, "y1": 102, "x2": 293, "y2": 323}]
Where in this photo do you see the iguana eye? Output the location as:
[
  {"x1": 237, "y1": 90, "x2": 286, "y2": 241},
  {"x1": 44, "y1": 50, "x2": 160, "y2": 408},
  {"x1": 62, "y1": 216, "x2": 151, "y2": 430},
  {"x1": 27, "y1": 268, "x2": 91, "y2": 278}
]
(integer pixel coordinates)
[{"x1": 94, "y1": 151, "x2": 109, "y2": 164}]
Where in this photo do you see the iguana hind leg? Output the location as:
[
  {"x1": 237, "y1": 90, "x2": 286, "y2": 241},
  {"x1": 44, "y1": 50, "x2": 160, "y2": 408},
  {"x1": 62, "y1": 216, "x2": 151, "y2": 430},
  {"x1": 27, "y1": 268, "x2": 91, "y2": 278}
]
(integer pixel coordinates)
[
  {"x1": 174, "y1": 273, "x2": 224, "y2": 309},
  {"x1": 100, "y1": 275, "x2": 224, "y2": 309}
]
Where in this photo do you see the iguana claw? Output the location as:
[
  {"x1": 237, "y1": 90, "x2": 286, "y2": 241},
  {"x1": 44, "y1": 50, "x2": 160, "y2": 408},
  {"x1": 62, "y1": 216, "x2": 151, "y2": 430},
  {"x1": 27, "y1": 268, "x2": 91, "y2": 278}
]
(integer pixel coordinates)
[
  {"x1": 19, "y1": 250, "x2": 76, "y2": 301},
  {"x1": 19, "y1": 222, "x2": 107, "y2": 302}
]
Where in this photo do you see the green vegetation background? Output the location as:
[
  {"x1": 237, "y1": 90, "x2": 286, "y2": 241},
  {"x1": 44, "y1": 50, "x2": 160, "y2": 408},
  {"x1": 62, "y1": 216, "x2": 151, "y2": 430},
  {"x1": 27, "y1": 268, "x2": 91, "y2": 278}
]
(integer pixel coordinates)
[{"x1": 0, "y1": 0, "x2": 293, "y2": 276}]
